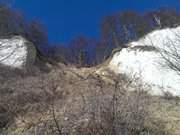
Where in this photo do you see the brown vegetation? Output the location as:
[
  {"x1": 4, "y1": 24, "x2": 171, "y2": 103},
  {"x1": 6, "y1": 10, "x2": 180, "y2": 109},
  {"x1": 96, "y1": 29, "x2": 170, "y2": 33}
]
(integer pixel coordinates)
[{"x1": 0, "y1": 64, "x2": 178, "y2": 135}]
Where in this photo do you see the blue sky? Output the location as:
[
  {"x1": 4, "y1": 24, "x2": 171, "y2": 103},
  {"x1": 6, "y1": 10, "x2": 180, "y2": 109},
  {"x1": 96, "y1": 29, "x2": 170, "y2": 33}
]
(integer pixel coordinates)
[{"x1": 11, "y1": 0, "x2": 180, "y2": 43}]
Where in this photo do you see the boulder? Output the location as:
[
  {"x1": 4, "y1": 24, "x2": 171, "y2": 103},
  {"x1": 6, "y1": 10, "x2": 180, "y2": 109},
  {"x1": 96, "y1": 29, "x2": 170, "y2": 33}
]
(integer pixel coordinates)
[{"x1": 0, "y1": 36, "x2": 36, "y2": 69}]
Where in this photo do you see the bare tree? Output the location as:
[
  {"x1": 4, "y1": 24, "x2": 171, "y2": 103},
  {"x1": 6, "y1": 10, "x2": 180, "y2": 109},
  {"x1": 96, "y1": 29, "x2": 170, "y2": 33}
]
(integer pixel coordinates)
[
  {"x1": 158, "y1": 31, "x2": 180, "y2": 74},
  {"x1": 154, "y1": 14, "x2": 161, "y2": 28}
]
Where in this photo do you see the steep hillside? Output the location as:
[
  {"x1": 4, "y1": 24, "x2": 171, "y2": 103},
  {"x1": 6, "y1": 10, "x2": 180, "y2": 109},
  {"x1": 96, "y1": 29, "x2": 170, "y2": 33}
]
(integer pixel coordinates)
[
  {"x1": 1, "y1": 28, "x2": 180, "y2": 135},
  {"x1": 107, "y1": 26, "x2": 180, "y2": 96},
  {"x1": 0, "y1": 63, "x2": 179, "y2": 135}
]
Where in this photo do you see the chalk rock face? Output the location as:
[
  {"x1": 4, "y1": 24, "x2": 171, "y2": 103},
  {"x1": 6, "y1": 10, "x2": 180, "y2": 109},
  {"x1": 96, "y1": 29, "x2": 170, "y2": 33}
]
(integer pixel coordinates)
[
  {"x1": 108, "y1": 27, "x2": 180, "y2": 96},
  {"x1": 0, "y1": 36, "x2": 36, "y2": 68}
]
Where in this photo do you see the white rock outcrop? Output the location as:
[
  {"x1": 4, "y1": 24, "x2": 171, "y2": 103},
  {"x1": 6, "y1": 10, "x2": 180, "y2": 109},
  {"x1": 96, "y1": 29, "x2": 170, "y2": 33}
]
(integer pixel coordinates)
[
  {"x1": 109, "y1": 26, "x2": 180, "y2": 96},
  {"x1": 0, "y1": 36, "x2": 36, "y2": 68}
]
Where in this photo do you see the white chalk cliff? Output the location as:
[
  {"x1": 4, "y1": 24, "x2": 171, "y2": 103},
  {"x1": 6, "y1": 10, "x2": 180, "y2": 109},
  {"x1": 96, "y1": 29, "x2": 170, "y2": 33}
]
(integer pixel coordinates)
[{"x1": 109, "y1": 26, "x2": 180, "y2": 96}]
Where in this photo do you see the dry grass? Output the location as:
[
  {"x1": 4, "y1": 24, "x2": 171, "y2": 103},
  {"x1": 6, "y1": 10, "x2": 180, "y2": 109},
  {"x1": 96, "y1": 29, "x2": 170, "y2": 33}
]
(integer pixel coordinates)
[
  {"x1": 0, "y1": 64, "x2": 179, "y2": 135},
  {"x1": 150, "y1": 97, "x2": 180, "y2": 135}
]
